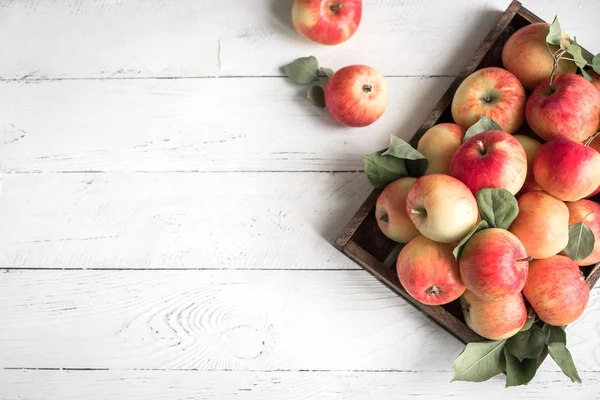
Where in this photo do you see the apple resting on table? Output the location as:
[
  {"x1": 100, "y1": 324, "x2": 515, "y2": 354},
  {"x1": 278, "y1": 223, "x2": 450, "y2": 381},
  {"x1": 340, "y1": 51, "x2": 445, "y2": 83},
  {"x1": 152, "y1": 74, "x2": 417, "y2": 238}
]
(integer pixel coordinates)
[
  {"x1": 324, "y1": 65, "x2": 388, "y2": 127},
  {"x1": 396, "y1": 235, "x2": 466, "y2": 306},
  {"x1": 502, "y1": 22, "x2": 577, "y2": 91},
  {"x1": 292, "y1": 0, "x2": 362, "y2": 45},
  {"x1": 405, "y1": 174, "x2": 479, "y2": 243},
  {"x1": 451, "y1": 67, "x2": 526, "y2": 134},
  {"x1": 375, "y1": 177, "x2": 420, "y2": 243},
  {"x1": 416, "y1": 123, "x2": 465, "y2": 175},
  {"x1": 450, "y1": 130, "x2": 527, "y2": 195}
]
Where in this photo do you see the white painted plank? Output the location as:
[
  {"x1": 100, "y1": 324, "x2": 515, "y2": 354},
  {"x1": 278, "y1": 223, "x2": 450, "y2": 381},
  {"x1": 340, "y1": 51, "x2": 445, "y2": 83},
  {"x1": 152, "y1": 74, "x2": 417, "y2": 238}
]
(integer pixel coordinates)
[
  {"x1": 1, "y1": 270, "x2": 599, "y2": 372},
  {"x1": 1, "y1": 369, "x2": 599, "y2": 399},
  {"x1": 2, "y1": 0, "x2": 599, "y2": 79},
  {"x1": 0, "y1": 77, "x2": 452, "y2": 173},
  {"x1": 0, "y1": 172, "x2": 372, "y2": 270}
]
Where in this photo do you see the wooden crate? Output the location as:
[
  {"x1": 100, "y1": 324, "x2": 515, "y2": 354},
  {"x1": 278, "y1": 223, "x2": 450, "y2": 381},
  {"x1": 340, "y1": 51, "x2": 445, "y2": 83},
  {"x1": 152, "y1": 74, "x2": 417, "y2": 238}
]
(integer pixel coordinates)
[{"x1": 335, "y1": 0, "x2": 600, "y2": 346}]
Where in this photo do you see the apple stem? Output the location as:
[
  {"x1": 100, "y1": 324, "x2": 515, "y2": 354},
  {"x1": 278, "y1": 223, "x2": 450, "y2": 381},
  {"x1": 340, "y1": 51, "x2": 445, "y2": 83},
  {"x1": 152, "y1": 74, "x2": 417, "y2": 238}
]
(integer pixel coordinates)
[
  {"x1": 330, "y1": 3, "x2": 343, "y2": 12},
  {"x1": 584, "y1": 131, "x2": 600, "y2": 146},
  {"x1": 516, "y1": 256, "x2": 533, "y2": 262},
  {"x1": 409, "y1": 209, "x2": 424, "y2": 215},
  {"x1": 549, "y1": 49, "x2": 568, "y2": 91},
  {"x1": 476, "y1": 140, "x2": 485, "y2": 154}
]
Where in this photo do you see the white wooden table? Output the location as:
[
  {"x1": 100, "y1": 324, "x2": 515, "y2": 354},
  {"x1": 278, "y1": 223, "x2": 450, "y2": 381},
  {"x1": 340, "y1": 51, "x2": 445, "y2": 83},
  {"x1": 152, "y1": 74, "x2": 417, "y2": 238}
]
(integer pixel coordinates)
[{"x1": 1, "y1": 1, "x2": 600, "y2": 398}]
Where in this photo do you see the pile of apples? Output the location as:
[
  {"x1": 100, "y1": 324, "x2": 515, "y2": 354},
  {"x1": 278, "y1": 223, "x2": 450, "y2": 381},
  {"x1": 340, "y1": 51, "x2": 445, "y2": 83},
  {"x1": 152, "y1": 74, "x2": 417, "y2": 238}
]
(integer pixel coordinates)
[{"x1": 375, "y1": 21, "x2": 600, "y2": 342}]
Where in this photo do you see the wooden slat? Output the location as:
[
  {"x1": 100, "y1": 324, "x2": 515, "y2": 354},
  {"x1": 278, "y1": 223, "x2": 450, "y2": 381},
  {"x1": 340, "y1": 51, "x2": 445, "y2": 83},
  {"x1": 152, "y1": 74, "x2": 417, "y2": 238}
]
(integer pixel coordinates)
[
  {"x1": 1, "y1": 0, "x2": 598, "y2": 79},
  {"x1": 0, "y1": 77, "x2": 453, "y2": 173},
  {"x1": 1, "y1": 270, "x2": 599, "y2": 371},
  {"x1": 0, "y1": 172, "x2": 374, "y2": 270},
  {"x1": 1, "y1": 369, "x2": 599, "y2": 399}
]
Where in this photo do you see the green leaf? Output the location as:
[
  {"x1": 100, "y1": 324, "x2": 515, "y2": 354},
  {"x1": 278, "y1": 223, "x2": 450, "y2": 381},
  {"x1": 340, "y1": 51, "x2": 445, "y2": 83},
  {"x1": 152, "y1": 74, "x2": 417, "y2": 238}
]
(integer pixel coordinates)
[
  {"x1": 544, "y1": 324, "x2": 567, "y2": 345},
  {"x1": 548, "y1": 343, "x2": 582, "y2": 383},
  {"x1": 463, "y1": 115, "x2": 502, "y2": 142},
  {"x1": 319, "y1": 67, "x2": 334, "y2": 78},
  {"x1": 504, "y1": 348, "x2": 538, "y2": 387},
  {"x1": 476, "y1": 188, "x2": 519, "y2": 230},
  {"x1": 361, "y1": 150, "x2": 408, "y2": 189},
  {"x1": 307, "y1": 85, "x2": 326, "y2": 108},
  {"x1": 506, "y1": 325, "x2": 546, "y2": 362},
  {"x1": 546, "y1": 16, "x2": 564, "y2": 47},
  {"x1": 451, "y1": 340, "x2": 507, "y2": 382},
  {"x1": 593, "y1": 54, "x2": 600, "y2": 74},
  {"x1": 453, "y1": 220, "x2": 489, "y2": 260},
  {"x1": 582, "y1": 69, "x2": 593, "y2": 81},
  {"x1": 567, "y1": 43, "x2": 588, "y2": 68},
  {"x1": 382, "y1": 136, "x2": 428, "y2": 177},
  {"x1": 283, "y1": 56, "x2": 319, "y2": 84},
  {"x1": 564, "y1": 221, "x2": 595, "y2": 261}
]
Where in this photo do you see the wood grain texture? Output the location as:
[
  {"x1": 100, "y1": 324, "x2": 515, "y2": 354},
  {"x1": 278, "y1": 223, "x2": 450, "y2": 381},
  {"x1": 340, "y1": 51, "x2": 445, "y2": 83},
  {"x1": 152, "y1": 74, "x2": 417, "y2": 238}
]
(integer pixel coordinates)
[
  {"x1": 0, "y1": 77, "x2": 452, "y2": 172},
  {"x1": 1, "y1": 270, "x2": 599, "y2": 372},
  {"x1": 1, "y1": 0, "x2": 599, "y2": 79},
  {"x1": 0, "y1": 172, "x2": 374, "y2": 270},
  {"x1": 2, "y1": 369, "x2": 600, "y2": 400}
]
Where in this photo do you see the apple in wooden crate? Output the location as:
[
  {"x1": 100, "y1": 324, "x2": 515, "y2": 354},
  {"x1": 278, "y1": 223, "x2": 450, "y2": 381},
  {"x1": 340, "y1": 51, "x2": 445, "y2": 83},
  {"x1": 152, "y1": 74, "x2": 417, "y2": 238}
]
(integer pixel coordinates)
[
  {"x1": 526, "y1": 74, "x2": 600, "y2": 143},
  {"x1": 513, "y1": 134, "x2": 542, "y2": 196},
  {"x1": 508, "y1": 191, "x2": 569, "y2": 259},
  {"x1": 396, "y1": 235, "x2": 466, "y2": 306},
  {"x1": 502, "y1": 22, "x2": 577, "y2": 90},
  {"x1": 460, "y1": 290, "x2": 527, "y2": 340},
  {"x1": 405, "y1": 174, "x2": 479, "y2": 243},
  {"x1": 533, "y1": 136, "x2": 600, "y2": 201},
  {"x1": 291, "y1": 0, "x2": 362, "y2": 45},
  {"x1": 459, "y1": 228, "x2": 529, "y2": 302},
  {"x1": 324, "y1": 65, "x2": 388, "y2": 127},
  {"x1": 451, "y1": 67, "x2": 526, "y2": 134},
  {"x1": 416, "y1": 123, "x2": 465, "y2": 175},
  {"x1": 375, "y1": 177, "x2": 420, "y2": 243},
  {"x1": 450, "y1": 130, "x2": 527, "y2": 195},
  {"x1": 524, "y1": 256, "x2": 590, "y2": 326}
]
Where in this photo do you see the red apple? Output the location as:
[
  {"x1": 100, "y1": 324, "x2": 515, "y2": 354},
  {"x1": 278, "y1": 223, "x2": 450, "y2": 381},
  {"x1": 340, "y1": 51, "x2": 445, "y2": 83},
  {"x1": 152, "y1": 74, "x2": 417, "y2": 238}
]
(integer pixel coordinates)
[
  {"x1": 460, "y1": 290, "x2": 527, "y2": 340},
  {"x1": 405, "y1": 174, "x2": 479, "y2": 243},
  {"x1": 324, "y1": 65, "x2": 387, "y2": 127},
  {"x1": 514, "y1": 134, "x2": 542, "y2": 196},
  {"x1": 523, "y1": 255, "x2": 590, "y2": 326},
  {"x1": 375, "y1": 177, "x2": 420, "y2": 243},
  {"x1": 450, "y1": 130, "x2": 527, "y2": 195},
  {"x1": 526, "y1": 73, "x2": 600, "y2": 143},
  {"x1": 291, "y1": 0, "x2": 362, "y2": 45},
  {"x1": 416, "y1": 123, "x2": 466, "y2": 175},
  {"x1": 459, "y1": 228, "x2": 529, "y2": 301},
  {"x1": 502, "y1": 22, "x2": 577, "y2": 90},
  {"x1": 533, "y1": 137, "x2": 600, "y2": 201},
  {"x1": 508, "y1": 191, "x2": 569, "y2": 259},
  {"x1": 451, "y1": 67, "x2": 526, "y2": 134},
  {"x1": 396, "y1": 235, "x2": 466, "y2": 305},
  {"x1": 565, "y1": 199, "x2": 600, "y2": 266}
]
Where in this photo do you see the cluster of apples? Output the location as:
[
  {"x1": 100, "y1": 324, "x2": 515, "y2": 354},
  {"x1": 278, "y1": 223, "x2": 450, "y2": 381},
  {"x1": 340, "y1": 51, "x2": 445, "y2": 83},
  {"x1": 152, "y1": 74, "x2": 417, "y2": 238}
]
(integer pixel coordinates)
[{"x1": 375, "y1": 22, "x2": 600, "y2": 341}]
